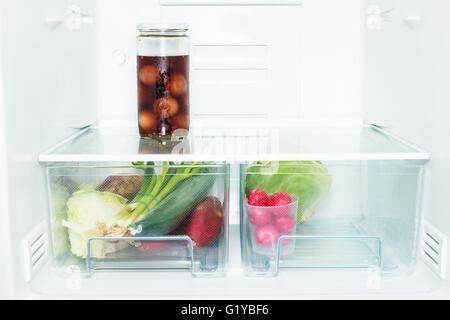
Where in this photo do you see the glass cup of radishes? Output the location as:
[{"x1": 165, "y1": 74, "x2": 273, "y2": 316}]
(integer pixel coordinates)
[{"x1": 246, "y1": 189, "x2": 298, "y2": 256}]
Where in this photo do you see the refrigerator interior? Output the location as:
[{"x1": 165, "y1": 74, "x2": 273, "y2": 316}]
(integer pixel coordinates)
[{"x1": 1, "y1": 0, "x2": 450, "y2": 298}]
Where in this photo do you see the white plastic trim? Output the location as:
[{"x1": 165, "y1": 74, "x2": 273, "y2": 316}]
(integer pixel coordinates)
[
  {"x1": 371, "y1": 125, "x2": 430, "y2": 156},
  {"x1": 39, "y1": 127, "x2": 90, "y2": 157},
  {"x1": 0, "y1": 21, "x2": 14, "y2": 298},
  {"x1": 38, "y1": 124, "x2": 431, "y2": 163},
  {"x1": 46, "y1": 5, "x2": 94, "y2": 30},
  {"x1": 160, "y1": 0, "x2": 302, "y2": 5},
  {"x1": 39, "y1": 152, "x2": 430, "y2": 163}
]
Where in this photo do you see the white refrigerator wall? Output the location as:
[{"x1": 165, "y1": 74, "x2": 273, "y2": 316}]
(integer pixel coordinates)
[
  {"x1": 97, "y1": 0, "x2": 363, "y2": 126},
  {"x1": 363, "y1": 0, "x2": 450, "y2": 281},
  {"x1": 0, "y1": 0, "x2": 97, "y2": 296},
  {"x1": 0, "y1": 10, "x2": 13, "y2": 298}
]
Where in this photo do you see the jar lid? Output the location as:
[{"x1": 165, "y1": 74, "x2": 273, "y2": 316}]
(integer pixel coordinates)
[{"x1": 137, "y1": 23, "x2": 189, "y2": 32}]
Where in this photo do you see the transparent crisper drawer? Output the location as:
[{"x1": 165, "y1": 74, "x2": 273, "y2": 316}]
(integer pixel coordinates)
[
  {"x1": 46, "y1": 162, "x2": 229, "y2": 278},
  {"x1": 240, "y1": 160, "x2": 426, "y2": 277}
]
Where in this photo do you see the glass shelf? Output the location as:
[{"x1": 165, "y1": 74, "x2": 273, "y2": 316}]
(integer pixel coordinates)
[{"x1": 39, "y1": 124, "x2": 429, "y2": 163}]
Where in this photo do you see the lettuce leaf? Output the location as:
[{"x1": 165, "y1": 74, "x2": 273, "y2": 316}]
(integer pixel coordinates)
[
  {"x1": 63, "y1": 185, "x2": 129, "y2": 258},
  {"x1": 245, "y1": 161, "x2": 331, "y2": 223}
]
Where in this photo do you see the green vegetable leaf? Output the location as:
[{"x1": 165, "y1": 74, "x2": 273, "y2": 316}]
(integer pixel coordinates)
[
  {"x1": 245, "y1": 161, "x2": 331, "y2": 223},
  {"x1": 63, "y1": 187, "x2": 129, "y2": 258}
]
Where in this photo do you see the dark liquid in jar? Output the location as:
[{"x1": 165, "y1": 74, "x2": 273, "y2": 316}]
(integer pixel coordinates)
[{"x1": 137, "y1": 55, "x2": 189, "y2": 138}]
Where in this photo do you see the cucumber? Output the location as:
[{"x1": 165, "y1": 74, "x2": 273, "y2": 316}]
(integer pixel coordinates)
[{"x1": 130, "y1": 167, "x2": 215, "y2": 236}]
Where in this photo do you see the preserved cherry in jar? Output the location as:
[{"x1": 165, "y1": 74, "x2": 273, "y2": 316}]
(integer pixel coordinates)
[{"x1": 136, "y1": 23, "x2": 190, "y2": 138}]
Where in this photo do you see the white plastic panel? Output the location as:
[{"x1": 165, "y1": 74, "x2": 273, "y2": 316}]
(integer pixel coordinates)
[
  {"x1": 193, "y1": 45, "x2": 268, "y2": 70},
  {"x1": 96, "y1": 0, "x2": 161, "y2": 126},
  {"x1": 160, "y1": 0, "x2": 302, "y2": 5},
  {"x1": 23, "y1": 222, "x2": 48, "y2": 282},
  {"x1": 362, "y1": 0, "x2": 450, "y2": 281},
  {"x1": 162, "y1": 3, "x2": 302, "y2": 118},
  {"x1": 363, "y1": 0, "x2": 424, "y2": 130},
  {"x1": 0, "y1": 11, "x2": 13, "y2": 299},
  {"x1": 26, "y1": 226, "x2": 444, "y2": 298},
  {"x1": 96, "y1": 0, "x2": 363, "y2": 126},
  {"x1": 299, "y1": 0, "x2": 362, "y2": 119},
  {"x1": 38, "y1": 125, "x2": 429, "y2": 163},
  {"x1": 422, "y1": 220, "x2": 448, "y2": 279},
  {"x1": 0, "y1": 0, "x2": 97, "y2": 298}
]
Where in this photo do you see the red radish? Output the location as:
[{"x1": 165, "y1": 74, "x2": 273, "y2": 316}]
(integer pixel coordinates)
[
  {"x1": 268, "y1": 192, "x2": 292, "y2": 217},
  {"x1": 135, "y1": 226, "x2": 185, "y2": 254},
  {"x1": 254, "y1": 225, "x2": 280, "y2": 247},
  {"x1": 280, "y1": 237, "x2": 293, "y2": 247},
  {"x1": 248, "y1": 189, "x2": 269, "y2": 206},
  {"x1": 248, "y1": 207, "x2": 272, "y2": 227},
  {"x1": 184, "y1": 197, "x2": 223, "y2": 248},
  {"x1": 274, "y1": 215, "x2": 296, "y2": 234},
  {"x1": 136, "y1": 240, "x2": 171, "y2": 254}
]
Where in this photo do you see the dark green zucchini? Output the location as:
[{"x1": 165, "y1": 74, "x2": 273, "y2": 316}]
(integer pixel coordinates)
[{"x1": 130, "y1": 167, "x2": 215, "y2": 236}]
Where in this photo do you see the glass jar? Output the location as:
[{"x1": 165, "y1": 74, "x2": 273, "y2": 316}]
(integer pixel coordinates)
[{"x1": 136, "y1": 23, "x2": 190, "y2": 138}]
